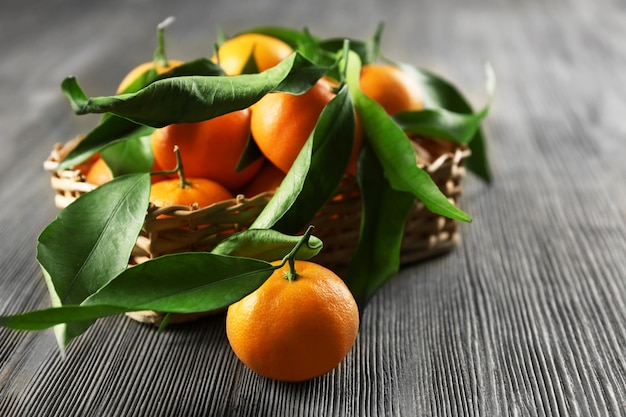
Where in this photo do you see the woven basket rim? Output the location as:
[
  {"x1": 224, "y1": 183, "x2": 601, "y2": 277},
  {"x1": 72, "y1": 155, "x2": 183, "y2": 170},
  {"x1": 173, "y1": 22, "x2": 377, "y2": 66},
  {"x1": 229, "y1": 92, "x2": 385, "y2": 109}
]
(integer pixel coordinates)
[{"x1": 44, "y1": 137, "x2": 470, "y2": 212}]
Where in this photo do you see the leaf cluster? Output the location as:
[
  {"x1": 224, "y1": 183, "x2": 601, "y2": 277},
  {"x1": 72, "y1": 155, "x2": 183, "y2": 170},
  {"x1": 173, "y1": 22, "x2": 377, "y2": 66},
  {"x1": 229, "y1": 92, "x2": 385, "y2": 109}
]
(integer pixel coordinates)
[{"x1": 0, "y1": 24, "x2": 494, "y2": 350}]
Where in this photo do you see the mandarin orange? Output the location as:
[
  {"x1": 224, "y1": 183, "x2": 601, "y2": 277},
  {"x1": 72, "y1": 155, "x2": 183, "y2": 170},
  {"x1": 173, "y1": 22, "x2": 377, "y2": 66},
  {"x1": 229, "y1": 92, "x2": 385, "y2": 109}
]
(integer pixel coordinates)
[
  {"x1": 85, "y1": 156, "x2": 113, "y2": 186},
  {"x1": 212, "y1": 33, "x2": 293, "y2": 76},
  {"x1": 116, "y1": 59, "x2": 184, "y2": 94},
  {"x1": 250, "y1": 80, "x2": 334, "y2": 174},
  {"x1": 241, "y1": 162, "x2": 285, "y2": 197},
  {"x1": 359, "y1": 63, "x2": 424, "y2": 115},
  {"x1": 226, "y1": 260, "x2": 359, "y2": 382},
  {"x1": 151, "y1": 109, "x2": 264, "y2": 192},
  {"x1": 149, "y1": 177, "x2": 233, "y2": 208}
]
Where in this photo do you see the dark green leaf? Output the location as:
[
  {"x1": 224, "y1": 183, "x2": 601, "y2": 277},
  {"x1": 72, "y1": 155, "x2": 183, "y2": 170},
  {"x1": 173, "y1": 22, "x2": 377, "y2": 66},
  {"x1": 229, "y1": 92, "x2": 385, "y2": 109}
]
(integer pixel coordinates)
[
  {"x1": 1, "y1": 253, "x2": 274, "y2": 333},
  {"x1": 162, "y1": 57, "x2": 225, "y2": 77},
  {"x1": 101, "y1": 135, "x2": 153, "y2": 176},
  {"x1": 240, "y1": 49, "x2": 260, "y2": 74},
  {"x1": 83, "y1": 253, "x2": 273, "y2": 313},
  {"x1": 250, "y1": 84, "x2": 355, "y2": 233},
  {"x1": 401, "y1": 63, "x2": 495, "y2": 182},
  {"x1": 0, "y1": 305, "x2": 130, "y2": 331},
  {"x1": 61, "y1": 52, "x2": 328, "y2": 127},
  {"x1": 59, "y1": 58, "x2": 227, "y2": 172},
  {"x1": 235, "y1": 134, "x2": 265, "y2": 172},
  {"x1": 345, "y1": 142, "x2": 416, "y2": 308},
  {"x1": 119, "y1": 67, "x2": 158, "y2": 95},
  {"x1": 57, "y1": 116, "x2": 155, "y2": 171},
  {"x1": 36, "y1": 173, "x2": 151, "y2": 347},
  {"x1": 211, "y1": 229, "x2": 323, "y2": 261},
  {"x1": 119, "y1": 57, "x2": 225, "y2": 94},
  {"x1": 319, "y1": 38, "x2": 370, "y2": 66},
  {"x1": 356, "y1": 94, "x2": 470, "y2": 222},
  {"x1": 343, "y1": 51, "x2": 471, "y2": 222},
  {"x1": 392, "y1": 106, "x2": 488, "y2": 146}
]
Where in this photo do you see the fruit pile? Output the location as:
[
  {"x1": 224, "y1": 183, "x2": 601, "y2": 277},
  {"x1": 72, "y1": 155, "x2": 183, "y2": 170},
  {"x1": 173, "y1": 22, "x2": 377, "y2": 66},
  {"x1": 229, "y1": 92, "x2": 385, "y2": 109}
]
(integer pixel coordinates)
[
  {"x1": 1, "y1": 19, "x2": 493, "y2": 381},
  {"x1": 83, "y1": 30, "x2": 432, "y2": 205}
]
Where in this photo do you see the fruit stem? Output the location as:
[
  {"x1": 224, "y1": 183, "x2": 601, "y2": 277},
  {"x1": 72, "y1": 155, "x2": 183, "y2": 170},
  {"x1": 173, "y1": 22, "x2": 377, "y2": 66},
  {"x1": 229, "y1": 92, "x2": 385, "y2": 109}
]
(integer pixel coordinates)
[
  {"x1": 154, "y1": 16, "x2": 175, "y2": 68},
  {"x1": 280, "y1": 225, "x2": 315, "y2": 282},
  {"x1": 150, "y1": 145, "x2": 190, "y2": 189},
  {"x1": 174, "y1": 145, "x2": 191, "y2": 188},
  {"x1": 369, "y1": 22, "x2": 385, "y2": 63}
]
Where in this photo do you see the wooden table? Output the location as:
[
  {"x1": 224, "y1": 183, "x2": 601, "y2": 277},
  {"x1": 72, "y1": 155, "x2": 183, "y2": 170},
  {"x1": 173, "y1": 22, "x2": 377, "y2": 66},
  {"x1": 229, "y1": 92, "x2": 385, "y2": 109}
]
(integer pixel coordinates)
[{"x1": 2, "y1": 0, "x2": 625, "y2": 415}]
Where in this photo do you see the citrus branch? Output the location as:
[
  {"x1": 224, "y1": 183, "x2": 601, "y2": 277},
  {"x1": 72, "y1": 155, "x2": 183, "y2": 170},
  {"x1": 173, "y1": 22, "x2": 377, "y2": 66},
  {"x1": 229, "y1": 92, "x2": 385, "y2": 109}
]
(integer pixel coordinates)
[
  {"x1": 150, "y1": 145, "x2": 190, "y2": 189},
  {"x1": 279, "y1": 225, "x2": 316, "y2": 282}
]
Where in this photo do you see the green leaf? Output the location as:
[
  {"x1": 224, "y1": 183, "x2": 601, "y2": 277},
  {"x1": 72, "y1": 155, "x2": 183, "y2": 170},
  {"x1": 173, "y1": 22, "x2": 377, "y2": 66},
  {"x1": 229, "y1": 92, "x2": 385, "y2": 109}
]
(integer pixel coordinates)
[
  {"x1": 392, "y1": 106, "x2": 488, "y2": 146},
  {"x1": 82, "y1": 253, "x2": 273, "y2": 313},
  {"x1": 345, "y1": 142, "x2": 416, "y2": 308},
  {"x1": 343, "y1": 51, "x2": 471, "y2": 223},
  {"x1": 120, "y1": 57, "x2": 226, "y2": 94},
  {"x1": 1, "y1": 253, "x2": 274, "y2": 332},
  {"x1": 357, "y1": 95, "x2": 471, "y2": 222},
  {"x1": 0, "y1": 305, "x2": 130, "y2": 331},
  {"x1": 101, "y1": 134, "x2": 154, "y2": 176},
  {"x1": 59, "y1": 57, "x2": 226, "y2": 172},
  {"x1": 401, "y1": 62, "x2": 496, "y2": 182},
  {"x1": 318, "y1": 21, "x2": 385, "y2": 68},
  {"x1": 235, "y1": 133, "x2": 265, "y2": 172},
  {"x1": 36, "y1": 173, "x2": 151, "y2": 347},
  {"x1": 57, "y1": 116, "x2": 155, "y2": 171},
  {"x1": 250, "y1": 84, "x2": 355, "y2": 233},
  {"x1": 211, "y1": 229, "x2": 324, "y2": 261},
  {"x1": 61, "y1": 52, "x2": 328, "y2": 127},
  {"x1": 239, "y1": 48, "x2": 261, "y2": 74}
]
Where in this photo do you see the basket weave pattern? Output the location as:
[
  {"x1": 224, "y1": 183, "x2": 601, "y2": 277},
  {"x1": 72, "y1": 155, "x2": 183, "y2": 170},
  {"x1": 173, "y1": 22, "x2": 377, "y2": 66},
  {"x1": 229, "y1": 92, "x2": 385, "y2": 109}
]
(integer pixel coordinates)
[{"x1": 44, "y1": 137, "x2": 469, "y2": 274}]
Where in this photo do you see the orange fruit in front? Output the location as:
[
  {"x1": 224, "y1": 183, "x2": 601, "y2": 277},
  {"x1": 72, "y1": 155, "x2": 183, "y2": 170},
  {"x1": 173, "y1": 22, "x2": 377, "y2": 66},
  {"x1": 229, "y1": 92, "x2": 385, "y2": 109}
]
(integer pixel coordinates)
[
  {"x1": 226, "y1": 260, "x2": 359, "y2": 382},
  {"x1": 359, "y1": 63, "x2": 424, "y2": 115},
  {"x1": 251, "y1": 80, "x2": 361, "y2": 175},
  {"x1": 85, "y1": 157, "x2": 113, "y2": 186},
  {"x1": 212, "y1": 33, "x2": 293, "y2": 76},
  {"x1": 116, "y1": 59, "x2": 184, "y2": 94},
  {"x1": 149, "y1": 177, "x2": 233, "y2": 208},
  {"x1": 151, "y1": 109, "x2": 264, "y2": 192},
  {"x1": 241, "y1": 162, "x2": 285, "y2": 197}
]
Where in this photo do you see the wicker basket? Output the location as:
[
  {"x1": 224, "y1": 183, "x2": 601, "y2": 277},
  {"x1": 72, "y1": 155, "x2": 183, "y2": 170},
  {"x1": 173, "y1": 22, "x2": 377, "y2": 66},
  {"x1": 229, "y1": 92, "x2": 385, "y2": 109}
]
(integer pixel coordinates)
[{"x1": 44, "y1": 136, "x2": 469, "y2": 324}]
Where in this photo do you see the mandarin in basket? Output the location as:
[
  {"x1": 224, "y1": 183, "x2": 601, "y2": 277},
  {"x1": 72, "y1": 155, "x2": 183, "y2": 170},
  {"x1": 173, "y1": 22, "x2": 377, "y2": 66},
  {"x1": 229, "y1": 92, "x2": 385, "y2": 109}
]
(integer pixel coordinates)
[
  {"x1": 150, "y1": 177, "x2": 233, "y2": 209},
  {"x1": 85, "y1": 156, "x2": 113, "y2": 186},
  {"x1": 226, "y1": 260, "x2": 359, "y2": 382},
  {"x1": 211, "y1": 33, "x2": 293, "y2": 76},
  {"x1": 151, "y1": 109, "x2": 264, "y2": 192},
  {"x1": 359, "y1": 63, "x2": 424, "y2": 115},
  {"x1": 150, "y1": 146, "x2": 233, "y2": 217},
  {"x1": 241, "y1": 162, "x2": 285, "y2": 197},
  {"x1": 250, "y1": 79, "x2": 362, "y2": 175}
]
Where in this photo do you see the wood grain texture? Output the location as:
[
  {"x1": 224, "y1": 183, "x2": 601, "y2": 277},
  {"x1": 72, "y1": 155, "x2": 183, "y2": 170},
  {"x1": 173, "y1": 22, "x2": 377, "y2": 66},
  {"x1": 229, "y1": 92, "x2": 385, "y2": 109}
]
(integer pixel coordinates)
[{"x1": 1, "y1": 0, "x2": 626, "y2": 415}]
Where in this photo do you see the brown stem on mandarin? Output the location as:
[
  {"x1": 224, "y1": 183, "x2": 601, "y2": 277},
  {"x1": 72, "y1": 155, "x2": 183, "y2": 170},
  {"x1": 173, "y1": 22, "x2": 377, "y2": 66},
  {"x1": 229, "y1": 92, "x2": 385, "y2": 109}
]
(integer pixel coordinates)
[
  {"x1": 150, "y1": 145, "x2": 190, "y2": 189},
  {"x1": 173, "y1": 145, "x2": 191, "y2": 188},
  {"x1": 280, "y1": 225, "x2": 316, "y2": 282}
]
